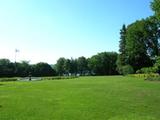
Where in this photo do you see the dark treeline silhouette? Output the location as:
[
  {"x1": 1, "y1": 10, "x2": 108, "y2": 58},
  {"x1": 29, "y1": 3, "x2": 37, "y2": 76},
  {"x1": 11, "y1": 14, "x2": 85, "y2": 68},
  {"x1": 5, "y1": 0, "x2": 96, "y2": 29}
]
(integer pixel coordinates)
[
  {"x1": 0, "y1": 52, "x2": 118, "y2": 77},
  {"x1": 0, "y1": 59, "x2": 56, "y2": 77}
]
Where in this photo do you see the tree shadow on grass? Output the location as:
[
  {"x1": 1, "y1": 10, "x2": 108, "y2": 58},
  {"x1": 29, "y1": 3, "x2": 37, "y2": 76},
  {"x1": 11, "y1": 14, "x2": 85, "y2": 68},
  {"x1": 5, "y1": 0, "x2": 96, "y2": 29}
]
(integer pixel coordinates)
[{"x1": 0, "y1": 83, "x2": 3, "y2": 86}]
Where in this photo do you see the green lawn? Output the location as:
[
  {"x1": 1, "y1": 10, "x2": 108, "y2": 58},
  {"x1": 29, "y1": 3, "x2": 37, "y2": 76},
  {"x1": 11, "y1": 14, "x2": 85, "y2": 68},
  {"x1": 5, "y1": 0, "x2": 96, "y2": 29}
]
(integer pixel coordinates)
[{"x1": 0, "y1": 76, "x2": 160, "y2": 120}]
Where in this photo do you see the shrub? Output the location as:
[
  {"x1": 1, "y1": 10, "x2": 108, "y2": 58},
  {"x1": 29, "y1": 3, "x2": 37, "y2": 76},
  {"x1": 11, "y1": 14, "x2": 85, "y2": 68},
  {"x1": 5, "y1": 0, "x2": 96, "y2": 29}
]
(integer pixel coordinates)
[
  {"x1": 122, "y1": 65, "x2": 134, "y2": 75},
  {"x1": 129, "y1": 73, "x2": 159, "y2": 78},
  {"x1": 136, "y1": 67, "x2": 157, "y2": 74},
  {"x1": 41, "y1": 76, "x2": 78, "y2": 81},
  {"x1": 0, "y1": 78, "x2": 18, "y2": 82},
  {"x1": 145, "y1": 76, "x2": 160, "y2": 81}
]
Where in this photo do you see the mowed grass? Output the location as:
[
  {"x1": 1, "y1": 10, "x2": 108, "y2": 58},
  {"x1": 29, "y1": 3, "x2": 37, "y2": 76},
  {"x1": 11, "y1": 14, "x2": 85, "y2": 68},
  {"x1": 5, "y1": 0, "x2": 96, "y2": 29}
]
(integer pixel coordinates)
[{"x1": 0, "y1": 76, "x2": 160, "y2": 120}]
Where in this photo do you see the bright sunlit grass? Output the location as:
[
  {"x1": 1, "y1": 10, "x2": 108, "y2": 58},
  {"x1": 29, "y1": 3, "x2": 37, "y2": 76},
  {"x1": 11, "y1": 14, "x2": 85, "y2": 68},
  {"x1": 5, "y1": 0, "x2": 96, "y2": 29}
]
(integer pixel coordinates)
[{"x1": 0, "y1": 76, "x2": 160, "y2": 120}]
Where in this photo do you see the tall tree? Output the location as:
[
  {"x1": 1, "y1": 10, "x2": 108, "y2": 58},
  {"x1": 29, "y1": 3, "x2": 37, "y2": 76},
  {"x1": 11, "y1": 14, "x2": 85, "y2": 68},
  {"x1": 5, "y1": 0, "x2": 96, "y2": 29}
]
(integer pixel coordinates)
[
  {"x1": 0, "y1": 59, "x2": 14, "y2": 77},
  {"x1": 32, "y1": 62, "x2": 56, "y2": 77},
  {"x1": 125, "y1": 19, "x2": 153, "y2": 71},
  {"x1": 88, "y1": 52, "x2": 118, "y2": 75},
  {"x1": 16, "y1": 61, "x2": 31, "y2": 77},
  {"x1": 117, "y1": 24, "x2": 127, "y2": 74},
  {"x1": 55, "y1": 57, "x2": 66, "y2": 76},
  {"x1": 77, "y1": 56, "x2": 88, "y2": 75},
  {"x1": 64, "y1": 59, "x2": 71, "y2": 75},
  {"x1": 151, "y1": 0, "x2": 160, "y2": 20},
  {"x1": 70, "y1": 58, "x2": 78, "y2": 75}
]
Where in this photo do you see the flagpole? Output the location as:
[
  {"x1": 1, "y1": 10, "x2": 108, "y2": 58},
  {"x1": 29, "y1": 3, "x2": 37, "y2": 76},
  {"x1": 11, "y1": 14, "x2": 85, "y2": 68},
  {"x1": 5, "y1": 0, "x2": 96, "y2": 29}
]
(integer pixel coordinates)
[
  {"x1": 14, "y1": 49, "x2": 19, "y2": 74},
  {"x1": 15, "y1": 49, "x2": 17, "y2": 64}
]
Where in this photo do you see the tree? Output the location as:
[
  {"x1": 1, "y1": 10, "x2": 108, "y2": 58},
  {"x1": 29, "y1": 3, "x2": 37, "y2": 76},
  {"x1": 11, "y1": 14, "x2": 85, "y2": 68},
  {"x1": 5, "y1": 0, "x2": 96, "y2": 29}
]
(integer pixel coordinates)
[
  {"x1": 64, "y1": 59, "x2": 71, "y2": 75},
  {"x1": 145, "y1": 16, "x2": 160, "y2": 57},
  {"x1": 77, "y1": 56, "x2": 88, "y2": 75},
  {"x1": 0, "y1": 59, "x2": 14, "y2": 77},
  {"x1": 55, "y1": 57, "x2": 66, "y2": 76},
  {"x1": 32, "y1": 62, "x2": 56, "y2": 77},
  {"x1": 119, "y1": 24, "x2": 127, "y2": 56},
  {"x1": 70, "y1": 58, "x2": 78, "y2": 75},
  {"x1": 16, "y1": 61, "x2": 31, "y2": 77},
  {"x1": 117, "y1": 24, "x2": 127, "y2": 74},
  {"x1": 88, "y1": 55, "x2": 100, "y2": 75},
  {"x1": 88, "y1": 52, "x2": 118, "y2": 75},
  {"x1": 151, "y1": 0, "x2": 160, "y2": 20},
  {"x1": 125, "y1": 19, "x2": 156, "y2": 71}
]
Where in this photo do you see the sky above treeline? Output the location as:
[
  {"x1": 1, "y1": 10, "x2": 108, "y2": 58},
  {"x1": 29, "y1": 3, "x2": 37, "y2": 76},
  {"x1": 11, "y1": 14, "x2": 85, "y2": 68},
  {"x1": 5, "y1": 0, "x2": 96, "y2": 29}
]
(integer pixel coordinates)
[{"x1": 0, "y1": 0, "x2": 153, "y2": 64}]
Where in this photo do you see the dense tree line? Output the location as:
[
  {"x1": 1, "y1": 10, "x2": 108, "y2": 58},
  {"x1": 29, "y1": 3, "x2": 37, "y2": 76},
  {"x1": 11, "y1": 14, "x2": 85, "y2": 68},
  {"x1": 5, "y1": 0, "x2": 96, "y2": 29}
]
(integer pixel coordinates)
[
  {"x1": 117, "y1": 0, "x2": 160, "y2": 74},
  {"x1": 0, "y1": 59, "x2": 56, "y2": 77},
  {"x1": 55, "y1": 52, "x2": 118, "y2": 76},
  {"x1": 0, "y1": 52, "x2": 118, "y2": 77}
]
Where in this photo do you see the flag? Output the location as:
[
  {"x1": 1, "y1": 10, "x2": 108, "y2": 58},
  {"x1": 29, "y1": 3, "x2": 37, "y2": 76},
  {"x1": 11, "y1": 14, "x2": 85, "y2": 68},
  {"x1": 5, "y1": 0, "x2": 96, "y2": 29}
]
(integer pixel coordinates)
[{"x1": 15, "y1": 49, "x2": 20, "y2": 53}]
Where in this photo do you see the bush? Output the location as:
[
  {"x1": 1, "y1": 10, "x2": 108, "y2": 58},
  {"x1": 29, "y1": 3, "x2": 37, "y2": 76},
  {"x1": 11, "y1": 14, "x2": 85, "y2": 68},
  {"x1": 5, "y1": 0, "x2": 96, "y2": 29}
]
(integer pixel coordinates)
[
  {"x1": 122, "y1": 65, "x2": 134, "y2": 75},
  {"x1": 0, "y1": 78, "x2": 18, "y2": 82},
  {"x1": 129, "y1": 73, "x2": 159, "y2": 78},
  {"x1": 136, "y1": 67, "x2": 157, "y2": 74},
  {"x1": 145, "y1": 76, "x2": 160, "y2": 81},
  {"x1": 41, "y1": 76, "x2": 78, "y2": 80}
]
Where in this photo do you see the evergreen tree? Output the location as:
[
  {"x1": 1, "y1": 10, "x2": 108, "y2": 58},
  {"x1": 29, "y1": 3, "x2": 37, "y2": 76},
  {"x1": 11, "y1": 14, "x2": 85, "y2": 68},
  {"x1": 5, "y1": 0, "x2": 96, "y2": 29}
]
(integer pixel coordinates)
[{"x1": 117, "y1": 24, "x2": 127, "y2": 74}]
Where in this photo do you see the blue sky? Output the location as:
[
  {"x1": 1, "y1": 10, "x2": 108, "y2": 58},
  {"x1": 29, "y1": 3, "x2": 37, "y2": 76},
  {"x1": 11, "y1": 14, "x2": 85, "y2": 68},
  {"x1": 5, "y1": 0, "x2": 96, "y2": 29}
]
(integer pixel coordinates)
[{"x1": 0, "y1": 0, "x2": 153, "y2": 64}]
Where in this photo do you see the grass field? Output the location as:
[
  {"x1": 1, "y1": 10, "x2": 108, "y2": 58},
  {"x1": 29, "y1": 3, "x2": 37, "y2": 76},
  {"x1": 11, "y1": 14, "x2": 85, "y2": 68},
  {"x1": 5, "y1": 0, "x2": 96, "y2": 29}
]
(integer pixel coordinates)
[{"x1": 0, "y1": 76, "x2": 160, "y2": 120}]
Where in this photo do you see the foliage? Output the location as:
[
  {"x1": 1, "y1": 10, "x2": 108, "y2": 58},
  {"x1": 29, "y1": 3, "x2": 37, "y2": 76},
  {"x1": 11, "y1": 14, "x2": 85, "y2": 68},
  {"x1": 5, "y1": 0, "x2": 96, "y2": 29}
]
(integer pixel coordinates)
[
  {"x1": 0, "y1": 78, "x2": 18, "y2": 82},
  {"x1": 31, "y1": 62, "x2": 56, "y2": 77},
  {"x1": 117, "y1": 16, "x2": 159, "y2": 73},
  {"x1": 41, "y1": 76, "x2": 78, "y2": 80},
  {"x1": 145, "y1": 76, "x2": 160, "y2": 81},
  {"x1": 70, "y1": 58, "x2": 78, "y2": 74},
  {"x1": 55, "y1": 57, "x2": 78, "y2": 76},
  {"x1": 0, "y1": 59, "x2": 56, "y2": 77},
  {"x1": 153, "y1": 56, "x2": 160, "y2": 74},
  {"x1": 88, "y1": 52, "x2": 118, "y2": 75},
  {"x1": 77, "y1": 56, "x2": 88, "y2": 75},
  {"x1": 117, "y1": 24, "x2": 127, "y2": 74},
  {"x1": 55, "y1": 57, "x2": 66, "y2": 76},
  {"x1": 0, "y1": 59, "x2": 15, "y2": 77},
  {"x1": 151, "y1": 0, "x2": 160, "y2": 20},
  {"x1": 129, "y1": 73, "x2": 159, "y2": 78},
  {"x1": 145, "y1": 16, "x2": 160, "y2": 57},
  {"x1": 125, "y1": 19, "x2": 156, "y2": 71},
  {"x1": 64, "y1": 59, "x2": 72, "y2": 74},
  {"x1": 55, "y1": 52, "x2": 118, "y2": 76},
  {"x1": 135, "y1": 56, "x2": 160, "y2": 75},
  {"x1": 119, "y1": 24, "x2": 127, "y2": 55},
  {"x1": 16, "y1": 61, "x2": 31, "y2": 77},
  {"x1": 122, "y1": 65, "x2": 134, "y2": 75},
  {"x1": 136, "y1": 67, "x2": 157, "y2": 74}
]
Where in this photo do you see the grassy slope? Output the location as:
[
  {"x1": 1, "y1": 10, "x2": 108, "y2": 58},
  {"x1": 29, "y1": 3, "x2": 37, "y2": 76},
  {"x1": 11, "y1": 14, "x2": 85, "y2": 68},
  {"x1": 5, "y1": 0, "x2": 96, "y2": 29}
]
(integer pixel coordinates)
[{"x1": 0, "y1": 76, "x2": 160, "y2": 120}]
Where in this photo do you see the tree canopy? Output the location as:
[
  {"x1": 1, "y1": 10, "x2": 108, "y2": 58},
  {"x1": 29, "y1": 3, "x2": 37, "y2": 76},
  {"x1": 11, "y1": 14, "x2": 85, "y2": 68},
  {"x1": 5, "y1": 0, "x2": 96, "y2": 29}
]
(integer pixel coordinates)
[{"x1": 151, "y1": 0, "x2": 160, "y2": 20}]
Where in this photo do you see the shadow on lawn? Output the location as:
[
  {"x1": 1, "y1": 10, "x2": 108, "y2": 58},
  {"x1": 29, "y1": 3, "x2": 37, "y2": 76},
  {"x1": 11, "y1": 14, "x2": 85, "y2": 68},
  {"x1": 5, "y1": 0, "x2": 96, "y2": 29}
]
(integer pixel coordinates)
[{"x1": 0, "y1": 83, "x2": 3, "y2": 86}]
